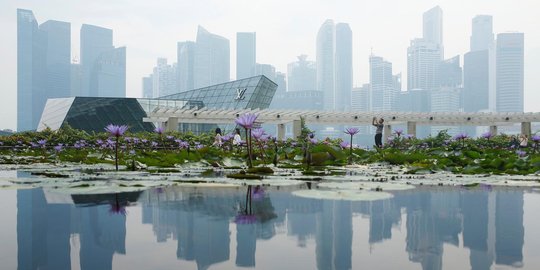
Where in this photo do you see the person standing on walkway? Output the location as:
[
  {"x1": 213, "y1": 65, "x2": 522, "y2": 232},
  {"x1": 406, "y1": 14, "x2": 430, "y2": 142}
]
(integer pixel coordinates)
[{"x1": 372, "y1": 117, "x2": 384, "y2": 148}]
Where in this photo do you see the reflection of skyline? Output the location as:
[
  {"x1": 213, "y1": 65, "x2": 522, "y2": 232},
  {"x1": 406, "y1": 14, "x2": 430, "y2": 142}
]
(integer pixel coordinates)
[
  {"x1": 16, "y1": 188, "x2": 138, "y2": 270},
  {"x1": 15, "y1": 185, "x2": 526, "y2": 270}
]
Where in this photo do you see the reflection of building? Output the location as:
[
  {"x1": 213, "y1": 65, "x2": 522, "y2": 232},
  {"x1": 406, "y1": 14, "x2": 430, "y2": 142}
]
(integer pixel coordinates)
[
  {"x1": 16, "y1": 188, "x2": 137, "y2": 270},
  {"x1": 38, "y1": 75, "x2": 277, "y2": 133}
]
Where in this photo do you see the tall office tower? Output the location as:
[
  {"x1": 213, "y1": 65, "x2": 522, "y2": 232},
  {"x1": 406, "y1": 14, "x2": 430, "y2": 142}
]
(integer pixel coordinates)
[
  {"x1": 393, "y1": 73, "x2": 402, "y2": 92},
  {"x1": 253, "y1": 63, "x2": 276, "y2": 80},
  {"x1": 316, "y1": 20, "x2": 353, "y2": 111},
  {"x1": 80, "y1": 24, "x2": 126, "y2": 97},
  {"x1": 194, "y1": 26, "x2": 230, "y2": 89},
  {"x1": 151, "y1": 58, "x2": 178, "y2": 97},
  {"x1": 317, "y1": 20, "x2": 335, "y2": 111},
  {"x1": 407, "y1": 38, "x2": 442, "y2": 91},
  {"x1": 431, "y1": 87, "x2": 463, "y2": 136},
  {"x1": 351, "y1": 84, "x2": 370, "y2": 112},
  {"x1": 471, "y1": 15, "x2": 494, "y2": 52},
  {"x1": 70, "y1": 62, "x2": 83, "y2": 97},
  {"x1": 177, "y1": 41, "x2": 195, "y2": 92},
  {"x1": 464, "y1": 15, "x2": 495, "y2": 113},
  {"x1": 275, "y1": 72, "x2": 287, "y2": 96},
  {"x1": 93, "y1": 47, "x2": 126, "y2": 97},
  {"x1": 287, "y1": 55, "x2": 316, "y2": 92},
  {"x1": 142, "y1": 75, "x2": 153, "y2": 98},
  {"x1": 370, "y1": 55, "x2": 395, "y2": 112},
  {"x1": 335, "y1": 23, "x2": 353, "y2": 112},
  {"x1": 496, "y1": 33, "x2": 524, "y2": 112},
  {"x1": 423, "y1": 6, "x2": 443, "y2": 58},
  {"x1": 17, "y1": 9, "x2": 71, "y2": 132},
  {"x1": 236, "y1": 32, "x2": 256, "y2": 80},
  {"x1": 464, "y1": 50, "x2": 489, "y2": 112},
  {"x1": 439, "y1": 56, "x2": 462, "y2": 88}
]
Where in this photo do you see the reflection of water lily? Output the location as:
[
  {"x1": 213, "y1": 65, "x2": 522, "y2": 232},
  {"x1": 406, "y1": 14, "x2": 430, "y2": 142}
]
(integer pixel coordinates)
[
  {"x1": 234, "y1": 214, "x2": 257, "y2": 224},
  {"x1": 109, "y1": 195, "x2": 127, "y2": 215},
  {"x1": 251, "y1": 186, "x2": 265, "y2": 200}
]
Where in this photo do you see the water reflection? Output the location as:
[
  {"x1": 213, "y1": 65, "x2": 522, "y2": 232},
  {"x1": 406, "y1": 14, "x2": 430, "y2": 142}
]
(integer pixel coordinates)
[{"x1": 13, "y1": 184, "x2": 528, "y2": 270}]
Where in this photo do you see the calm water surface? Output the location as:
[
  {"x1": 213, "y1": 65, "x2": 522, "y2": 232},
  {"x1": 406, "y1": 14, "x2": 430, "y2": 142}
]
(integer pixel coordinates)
[{"x1": 1, "y1": 171, "x2": 540, "y2": 270}]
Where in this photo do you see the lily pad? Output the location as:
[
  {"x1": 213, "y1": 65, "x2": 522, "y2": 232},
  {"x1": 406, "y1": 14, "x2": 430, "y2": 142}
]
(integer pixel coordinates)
[{"x1": 292, "y1": 189, "x2": 393, "y2": 201}]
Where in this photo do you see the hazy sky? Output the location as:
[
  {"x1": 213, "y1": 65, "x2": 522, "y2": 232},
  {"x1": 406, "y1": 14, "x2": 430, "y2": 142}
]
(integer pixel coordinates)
[{"x1": 1, "y1": 0, "x2": 539, "y2": 130}]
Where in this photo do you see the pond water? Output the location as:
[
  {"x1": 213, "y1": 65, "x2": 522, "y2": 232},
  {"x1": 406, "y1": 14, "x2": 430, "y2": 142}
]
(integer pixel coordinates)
[{"x1": 1, "y1": 171, "x2": 540, "y2": 270}]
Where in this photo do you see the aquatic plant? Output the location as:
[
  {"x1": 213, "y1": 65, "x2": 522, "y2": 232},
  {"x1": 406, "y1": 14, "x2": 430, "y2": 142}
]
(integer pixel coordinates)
[
  {"x1": 235, "y1": 113, "x2": 258, "y2": 168},
  {"x1": 344, "y1": 127, "x2": 360, "y2": 164},
  {"x1": 104, "y1": 124, "x2": 129, "y2": 171}
]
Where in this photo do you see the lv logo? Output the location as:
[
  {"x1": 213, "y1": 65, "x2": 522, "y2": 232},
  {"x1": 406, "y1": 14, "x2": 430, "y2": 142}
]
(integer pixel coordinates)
[{"x1": 235, "y1": 88, "x2": 247, "y2": 100}]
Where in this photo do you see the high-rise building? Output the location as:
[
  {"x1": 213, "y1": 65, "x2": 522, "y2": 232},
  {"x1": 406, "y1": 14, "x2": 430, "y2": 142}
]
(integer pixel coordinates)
[
  {"x1": 431, "y1": 87, "x2": 463, "y2": 136},
  {"x1": 423, "y1": 6, "x2": 443, "y2": 58},
  {"x1": 17, "y1": 9, "x2": 71, "y2": 132},
  {"x1": 287, "y1": 55, "x2": 316, "y2": 92},
  {"x1": 439, "y1": 56, "x2": 462, "y2": 88},
  {"x1": 236, "y1": 32, "x2": 256, "y2": 80},
  {"x1": 316, "y1": 20, "x2": 353, "y2": 111},
  {"x1": 142, "y1": 75, "x2": 153, "y2": 98},
  {"x1": 496, "y1": 33, "x2": 524, "y2": 112},
  {"x1": 407, "y1": 38, "x2": 442, "y2": 91},
  {"x1": 335, "y1": 23, "x2": 353, "y2": 112},
  {"x1": 177, "y1": 41, "x2": 195, "y2": 92},
  {"x1": 317, "y1": 20, "x2": 335, "y2": 111},
  {"x1": 464, "y1": 15, "x2": 495, "y2": 113},
  {"x1": 149, "y1": 58, "x2": 177, "y2": 98},
  {"x1": 80, "y1": 24, "x2": 126, "y2": 97},
  {"x1": 464, "y1": 50, "x2": 490, "y2": 112},
  {"x1": 351, "y1": 84, "x2": 370, "y2": 112},
  {"x1": 194, "y1": 26, "x2": 230, "y2": 89},
  {"x1": 471, "y1": 15, "x2": 494, "y2": 52},
  {"x1": 370, "y1": 55, "x2": 395, "y2": 111},
  {"x1": 253, "y1": 63, "x2": 276, "y2": 80}
]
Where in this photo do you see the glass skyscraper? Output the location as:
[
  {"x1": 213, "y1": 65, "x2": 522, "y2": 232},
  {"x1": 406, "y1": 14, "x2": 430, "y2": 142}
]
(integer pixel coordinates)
[
  {"x1": 496, "y1": 33, "x2": 524, "y2": 112},
  {"x1": 17, "y1": 9, "x2": 71, "y2": 132},
  {"x1": 194, "y1": 26, "x2": 230, "y2": 89},
  {"x1": 236, "y1": 32, "x2": 256, "y2": 80},
  {"x1": 80, "y1": 24, "x2": 126, "y2": 97}
]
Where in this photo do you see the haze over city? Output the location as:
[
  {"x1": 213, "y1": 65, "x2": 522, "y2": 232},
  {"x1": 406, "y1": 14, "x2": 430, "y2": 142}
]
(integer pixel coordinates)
[{"x1": 1, "y1": 0, "x2": 540, "y2": 131}]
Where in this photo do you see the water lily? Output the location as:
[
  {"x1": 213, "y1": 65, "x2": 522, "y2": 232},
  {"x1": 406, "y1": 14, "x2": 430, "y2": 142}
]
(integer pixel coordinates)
[
  {"x1": 394, "y1": 129, "x2": 403, "y2": 137},
  {"x1": 532, "y1": 135, "x2": 540, "y2": 142},
  {"x1": 481, "y1": 131, "x2": 493, "y2": 140},
  {"x1": 105, "y1": 124, "x2": 128, "y2": 137},
  {"x1": 154, "y1": 126, "x2": 165, "y2": 135},
  {"x1": 344, "y1": 127, "x2": 359, "y2": 164},
  {"x1": 340, "y1": 141, "x2": 350, "y2": 149},
  {"x1": 251, "y1": 128, "x2": 266, "y2": 140},
  {"x1": 54, "y1": 144, "x2": 63, "y2": 152},
  {"x1": 235, "y1": 214, "x2": 257, "y2": 224},
  {"x1": 235, "y1": 113, "x2": 258, "y2": 129},
  {"x1": 104, "y1": 124, "x2": 128, "y2": 171},
  {"x1": 516, "y1": 150, "x2": 527, "y2": 157},
  {"x1": 454, "y1": 133, "x2": 469, "y2": 141}
]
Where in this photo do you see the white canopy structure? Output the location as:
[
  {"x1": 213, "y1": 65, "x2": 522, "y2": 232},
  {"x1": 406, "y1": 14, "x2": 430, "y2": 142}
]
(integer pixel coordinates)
[{"x1": 144, "y1": 107, "x2": 540, "y2": 140}]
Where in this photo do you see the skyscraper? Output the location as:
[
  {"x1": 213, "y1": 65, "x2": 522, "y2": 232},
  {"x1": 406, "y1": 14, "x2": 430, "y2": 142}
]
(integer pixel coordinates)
[
  {"x1": 370, "y1": 55, "x2": 395, "y2": 111},
  {"x1": 177, "y1": 41, "x2": 195, "y2": 92},
  {"x1": 17, "y1": 9, "x2": 71, "y2": 132},
  {"x1": 151, "y1": 58, "x2": 177, "y2": 97},
  {"x1": 439, "y1": 56, "x2": 462, "y2": 88},
  {"x1": 496, "y1": 33, "x2": 524, "y2": 112},
  {"x1": 464, "y1": 15, "x2": 495, "y2": 113},
  {"x1": 142, "y1": 75, "x2": 153, "y2": 98},
  {"x1": 471, "y1": 15, "x2": 494, "y2": 52},
  {"x1": 287, "y1": 55, "x2": 316, "y2": 92},
  {"x1": 335, "y1": 23, "x2": 353, "y2": 112},
  {"x1": 194, "y1": 26, "x2": 230, "y2": 89},
  {"x1": 316, "y1": 20, "x2": 353, "y2": 111},
  {"x1": 236, "y1": 32, "x2": 256, "y2": 80},
  {"x1": 407, "y1": 38, "x2": 442, "y2": 91},
  {"x1": 80, "y1": 24, "x2": 126, "y2": 97},
  {"x1": 317, "y1": 20, "x2": 335, "y2": 111},
  {"x1": 423, "y1": 6, "x2": 443, "y2": 58}
]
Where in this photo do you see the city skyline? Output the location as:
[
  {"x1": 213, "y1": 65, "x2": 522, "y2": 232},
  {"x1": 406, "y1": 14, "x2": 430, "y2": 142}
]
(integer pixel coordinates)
[{"x1": 2, "y1": 0, "x2": 540, "y2": 130}]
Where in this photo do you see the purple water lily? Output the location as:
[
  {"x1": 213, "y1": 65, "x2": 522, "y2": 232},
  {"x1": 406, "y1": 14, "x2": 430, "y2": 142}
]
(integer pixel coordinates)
[
  {"x1": 454, "y1": 133, "x2": 469, "y2": 141},
  {"x1": 154, "y1": 126, "x2": 165, "y2": 135},
  {"x1": 251, "y1": 128, "x2": 266, "y2": 140},
  {"x1": 235, "y1": 113, "x2": 258, "y2": 129},
  {"x1": 344, "y1": 127, "x2": 360, "y2": 136},
  {"x1": 340, "y1": 141, "x2": 350, "y2": 149},
  {"x1": 481, "y1": 131, "x2": 493, "y2": 139},
  {"x1": 394, "y1": 129, "x2": 403, "y2": 137},
  {"x1": 105, "y1": 124, "x2": 128, "y2": 137},
  {"x1": 37, "y1": 139, "x2": 47, "y2": 148},
  {"x1": 54, "y1": 144, "x2": 63, "y2": 152},
  {"x1": 104, "y1": 124, "x2": 128, "y2": 171},
  {"x1": 516, "y1": 150, "x2": 527, "y2": 157},
  {"x1": 532, "y1": 135, "x2": 540, "y2": 142}
]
